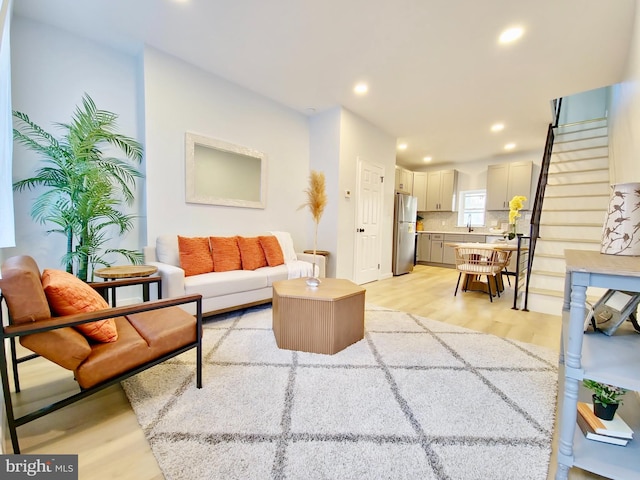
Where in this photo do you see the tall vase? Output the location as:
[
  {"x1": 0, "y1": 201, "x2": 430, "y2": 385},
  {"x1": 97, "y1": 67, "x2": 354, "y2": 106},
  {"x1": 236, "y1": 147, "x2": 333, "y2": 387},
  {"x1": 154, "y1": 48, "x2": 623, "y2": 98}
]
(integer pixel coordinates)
[
  {"x1": 600, "y1": 182, "x2": 640, "y2": 256},
  {"x1": 306, "y1": 225, "x2": 321, "y2": 287},
  {"x1": 306, "y1": 252, "x2": 320, "y2": 287}
]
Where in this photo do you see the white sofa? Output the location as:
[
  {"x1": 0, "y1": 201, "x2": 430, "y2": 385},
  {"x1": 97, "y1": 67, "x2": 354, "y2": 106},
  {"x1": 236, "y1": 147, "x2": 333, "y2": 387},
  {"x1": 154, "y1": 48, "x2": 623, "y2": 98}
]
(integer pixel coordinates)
[{"x1": 143, "y1": 233, "x2": 325, "y2": 316}]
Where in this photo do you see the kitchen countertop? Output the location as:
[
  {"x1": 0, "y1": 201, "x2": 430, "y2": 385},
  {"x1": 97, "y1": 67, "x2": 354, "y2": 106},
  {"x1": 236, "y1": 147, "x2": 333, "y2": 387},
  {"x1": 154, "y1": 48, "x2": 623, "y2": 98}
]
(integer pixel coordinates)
[{"x1": 416, "y1": 230, "x2": 506, "y2": 236}]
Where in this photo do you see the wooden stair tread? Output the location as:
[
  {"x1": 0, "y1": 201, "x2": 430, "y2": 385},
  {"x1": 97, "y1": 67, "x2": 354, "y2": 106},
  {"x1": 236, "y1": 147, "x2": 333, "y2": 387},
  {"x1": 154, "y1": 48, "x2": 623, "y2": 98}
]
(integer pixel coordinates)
[
  {"x1": 544, "y1": 194, "x2": 609, "y2": 199},
  {"x1": 531, "y1": 270, "x2": 565, "y2": 277},
  {"x1": 548, "y1": 168, "x2": 609, "y2": 174},
  {"x1": 539, "y1": 222, "x2": 602, "y2": 227},
  {"x1": 550, "y1": 156, "x2": 609, "y2": 163},
  {"x1": 536, "y1": 237, "x2": 600, "y2": 243}
]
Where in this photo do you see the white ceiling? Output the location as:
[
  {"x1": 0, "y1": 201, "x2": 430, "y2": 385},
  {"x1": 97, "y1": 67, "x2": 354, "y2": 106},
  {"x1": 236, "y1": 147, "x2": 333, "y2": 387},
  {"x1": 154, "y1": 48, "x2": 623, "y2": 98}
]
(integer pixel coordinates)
[{"x1": 12, "y1": 0, "x2": 636, "y2": 168}]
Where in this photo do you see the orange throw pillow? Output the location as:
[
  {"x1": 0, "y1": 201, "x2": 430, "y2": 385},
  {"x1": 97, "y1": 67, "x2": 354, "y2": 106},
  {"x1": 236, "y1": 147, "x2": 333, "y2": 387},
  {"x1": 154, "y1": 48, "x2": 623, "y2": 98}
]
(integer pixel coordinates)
[
  {"x1": 177, "y1": 236, "x2": 214, "y2": 276},
  {"x1": 42, "y1": 269, "x2": 118, "y2": 343},
  {"x1": 210, "y1": 236, "x2": 242, "y2": 272},
  {"x1": 258, "y1": 235, "x2": 285, "y2": 267},
  {"x1": 237, "y1": 236, "x2": 268, "y2": 270}
]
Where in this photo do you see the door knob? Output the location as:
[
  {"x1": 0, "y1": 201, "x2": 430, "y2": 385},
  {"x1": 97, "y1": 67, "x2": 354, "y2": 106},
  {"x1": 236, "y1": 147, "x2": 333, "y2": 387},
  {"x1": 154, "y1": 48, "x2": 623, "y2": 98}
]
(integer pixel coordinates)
[{"x1": 357, "y1": 228, "x2": 365, "y2": 232}]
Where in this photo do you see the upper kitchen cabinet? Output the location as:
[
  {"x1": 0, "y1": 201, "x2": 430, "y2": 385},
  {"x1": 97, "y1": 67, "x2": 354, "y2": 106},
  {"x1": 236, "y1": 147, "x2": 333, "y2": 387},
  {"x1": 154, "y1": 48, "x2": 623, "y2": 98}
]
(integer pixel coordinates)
[
  {"x1": 486, "y1": 161, "x2": 532, "y2": 211},
  {"x1": 395, "y1": 166, "x2": 414, "y2": 194},
  {"x1": 425, "y1": 169, "x2": 458, "y2": 212},
  {"x1": 412, "y1": 172, "x2": 428, "y2": 211}
]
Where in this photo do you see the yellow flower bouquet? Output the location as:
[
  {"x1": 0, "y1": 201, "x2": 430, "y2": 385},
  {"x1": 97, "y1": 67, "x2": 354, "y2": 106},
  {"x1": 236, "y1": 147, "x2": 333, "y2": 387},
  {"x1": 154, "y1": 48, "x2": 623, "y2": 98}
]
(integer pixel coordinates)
[{"x1": 508, "y1": 195, "x2": 527, "y2": 239}]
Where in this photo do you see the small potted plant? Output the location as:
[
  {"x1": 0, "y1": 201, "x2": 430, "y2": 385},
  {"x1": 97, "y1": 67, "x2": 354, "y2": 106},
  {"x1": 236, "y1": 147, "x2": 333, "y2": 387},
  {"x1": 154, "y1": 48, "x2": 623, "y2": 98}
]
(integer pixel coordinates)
[{"x1": 583, "y1": 379, "x2": 627, "y2": 420}]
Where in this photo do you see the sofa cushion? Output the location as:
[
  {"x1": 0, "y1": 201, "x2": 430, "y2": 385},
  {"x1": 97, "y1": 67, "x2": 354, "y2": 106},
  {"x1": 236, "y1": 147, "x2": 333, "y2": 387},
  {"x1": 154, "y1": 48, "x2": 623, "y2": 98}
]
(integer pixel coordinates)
[
  {"x1": 178, "y1": 236, "x2": 214, "y2": 276},
  {"x1": 210, "y1": 236, "x2": 242, "y2": 272},
  {"x1": 156, "y1": 235, "x2": 180, "y2": 266},
  {"x1": 257, "y1": 264, "x2": 289, "y2": 285},
  {"x1": 184, "y1": 269, "x2": 269, "y2": 298},
  {"x1": 127, "y1": 306, "x2": 197, "y2": 356},
  {"x1": 42, "y1": 269, "x2": 118, "y2": 343},
  {"x1": 74, "y1": 316, "x2": 151, "y2": 389},
  {"x1": 259, "y1": 235, "x2": 285, "y2": 267},
  {"x1": 237, "y1": 236, "x2": 268, "y2": 270}
]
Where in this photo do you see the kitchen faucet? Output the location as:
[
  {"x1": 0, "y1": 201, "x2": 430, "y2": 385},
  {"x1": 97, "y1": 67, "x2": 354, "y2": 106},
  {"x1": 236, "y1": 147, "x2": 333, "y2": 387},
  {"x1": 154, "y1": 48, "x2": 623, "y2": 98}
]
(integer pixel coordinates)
[{"x1": 467, "y1": 216, "x2": 474, "y2": 233}]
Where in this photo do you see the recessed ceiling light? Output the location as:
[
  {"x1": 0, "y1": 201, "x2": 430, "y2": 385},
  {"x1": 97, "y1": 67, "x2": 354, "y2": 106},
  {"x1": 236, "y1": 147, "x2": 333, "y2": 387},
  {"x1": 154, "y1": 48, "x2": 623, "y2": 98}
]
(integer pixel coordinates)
[
  {"x1": 398, "y1": 143, "x2": 407, "y2": 150},
  {"x1": 491, "y1": 123, "x2": 505, "y2": 132},
  {"x1": 423, "y1": 156, "x2": 432, "y2": 162},
  {"x1": 354, "y1": 83, "x2": 368, "y2": 95},
  {"x1": 504, "y1": 143, "x2": 516, "y2": 150},
  {"x1": 499, "y1": 26, "x2": 524, "y2": 44}
]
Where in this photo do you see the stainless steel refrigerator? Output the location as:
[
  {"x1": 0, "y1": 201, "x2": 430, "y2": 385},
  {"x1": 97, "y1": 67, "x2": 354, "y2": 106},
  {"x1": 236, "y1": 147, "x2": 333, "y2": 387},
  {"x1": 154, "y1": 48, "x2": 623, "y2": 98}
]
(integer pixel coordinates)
[{"x1": 392, "y1": 193, "x2": 417, "y2": 275}]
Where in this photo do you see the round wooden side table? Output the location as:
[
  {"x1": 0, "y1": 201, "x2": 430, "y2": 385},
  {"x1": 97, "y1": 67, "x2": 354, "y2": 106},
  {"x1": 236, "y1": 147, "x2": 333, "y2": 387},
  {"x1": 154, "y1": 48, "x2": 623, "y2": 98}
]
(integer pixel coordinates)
[
  {"x1": 94, "y1": 265, "x2": 158, "y2": 279},
  {"x1": 94, "y1": 265, "x2": 159, "y2": 306}
]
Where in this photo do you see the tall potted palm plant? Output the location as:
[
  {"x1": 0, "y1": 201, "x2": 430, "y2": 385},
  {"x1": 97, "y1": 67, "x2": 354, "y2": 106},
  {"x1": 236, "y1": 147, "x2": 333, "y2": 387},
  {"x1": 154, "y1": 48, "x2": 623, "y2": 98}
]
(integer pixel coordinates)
[{"x1": 12, "y1": 93, "x2": 143, "y2": 281}]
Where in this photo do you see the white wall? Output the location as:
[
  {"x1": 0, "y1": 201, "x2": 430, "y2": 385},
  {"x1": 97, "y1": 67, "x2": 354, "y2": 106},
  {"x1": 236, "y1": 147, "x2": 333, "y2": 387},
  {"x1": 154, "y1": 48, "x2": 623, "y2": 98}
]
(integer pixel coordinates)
[
  {"x1": 309, "y1": 107, "x2": 396, "y2": 280},
  {"x1": 558, "y1": 87, "x2": 610, "y2": 125},
  {"x1": 143, "y1": 47, "x2": 311, "y2": 248},
  {"x1": 338, "y1": 108, "x2": 396, "y2": 279},
  {"x1": 8, "y1": 17, "x2": 142, "y2": 272},
  {"x1": 8, "y1": 19, "x2": 314, "y2": 272},
  {"x1": 309, "y1": 107, "x2": 341, "y2": 277},
  {"x1": 609, "y1": 0, "x2": 640, "y2": 184}
]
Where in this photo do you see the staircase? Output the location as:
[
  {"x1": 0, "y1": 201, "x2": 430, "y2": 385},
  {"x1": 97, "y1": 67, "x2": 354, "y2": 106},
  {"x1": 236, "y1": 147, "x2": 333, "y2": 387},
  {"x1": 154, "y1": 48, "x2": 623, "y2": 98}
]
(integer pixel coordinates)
[{"x1": 527, "y1": 118, "x2": 610, "y2": 315}]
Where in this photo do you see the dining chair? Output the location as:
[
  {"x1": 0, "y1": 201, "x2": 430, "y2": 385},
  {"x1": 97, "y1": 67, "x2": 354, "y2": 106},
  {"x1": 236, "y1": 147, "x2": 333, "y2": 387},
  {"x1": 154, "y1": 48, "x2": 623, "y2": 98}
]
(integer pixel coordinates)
[{"x1": 453, "y1": 247, "x2": 509, "y2": 302}]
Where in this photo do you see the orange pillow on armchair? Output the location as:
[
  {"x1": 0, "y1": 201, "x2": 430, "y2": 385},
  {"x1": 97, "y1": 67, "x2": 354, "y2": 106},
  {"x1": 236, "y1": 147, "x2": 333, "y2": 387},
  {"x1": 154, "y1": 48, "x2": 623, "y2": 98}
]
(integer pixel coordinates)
[{"x1": 42, "y1": 269, "x2": 118, "y2": 343}]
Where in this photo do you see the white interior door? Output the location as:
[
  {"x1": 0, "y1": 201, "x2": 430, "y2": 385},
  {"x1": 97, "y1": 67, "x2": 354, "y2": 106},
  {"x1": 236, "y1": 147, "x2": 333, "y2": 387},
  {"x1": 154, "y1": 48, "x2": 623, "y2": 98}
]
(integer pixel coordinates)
[{"x1": 354, "y1": 158, "x2": 384, "y2": 284}]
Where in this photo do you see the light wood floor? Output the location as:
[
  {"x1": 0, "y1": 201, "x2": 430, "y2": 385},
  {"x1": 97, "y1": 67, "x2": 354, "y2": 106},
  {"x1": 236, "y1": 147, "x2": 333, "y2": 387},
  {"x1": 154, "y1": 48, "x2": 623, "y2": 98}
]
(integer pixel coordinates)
[{"x1": 3, "y1": 265, "x2": 604, "y2": 479}]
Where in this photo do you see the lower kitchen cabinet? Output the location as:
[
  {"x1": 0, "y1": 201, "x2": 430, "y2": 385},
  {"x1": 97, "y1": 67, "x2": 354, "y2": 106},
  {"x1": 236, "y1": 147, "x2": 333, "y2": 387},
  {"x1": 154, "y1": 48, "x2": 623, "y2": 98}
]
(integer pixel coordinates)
[
  {"x1": 416, "y1": 233, "x2": 431, "y2": 262},
  {"x1": 429, "y1": 234, "x2": 444, "y2": 263},
  {"x1": 418, "y1": 233, "x2": 487, "y2": 266},
  {"x1": 442, "y1": 234, "x2": 464, "y2": 265}
]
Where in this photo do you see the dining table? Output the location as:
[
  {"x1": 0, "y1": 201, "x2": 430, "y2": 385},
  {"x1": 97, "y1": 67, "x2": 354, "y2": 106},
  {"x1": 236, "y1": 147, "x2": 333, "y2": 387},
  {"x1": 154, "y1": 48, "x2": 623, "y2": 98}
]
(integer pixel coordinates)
[{"x1": 445, "y1": 241, "x2": 522, "y2": 295}]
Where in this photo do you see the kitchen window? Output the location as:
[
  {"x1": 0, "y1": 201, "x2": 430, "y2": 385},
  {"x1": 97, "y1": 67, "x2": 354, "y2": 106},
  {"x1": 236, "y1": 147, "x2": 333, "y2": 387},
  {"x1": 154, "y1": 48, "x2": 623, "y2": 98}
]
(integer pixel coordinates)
[{"x1": 458, "y1": 190, "x2": 486, "y2": 227}]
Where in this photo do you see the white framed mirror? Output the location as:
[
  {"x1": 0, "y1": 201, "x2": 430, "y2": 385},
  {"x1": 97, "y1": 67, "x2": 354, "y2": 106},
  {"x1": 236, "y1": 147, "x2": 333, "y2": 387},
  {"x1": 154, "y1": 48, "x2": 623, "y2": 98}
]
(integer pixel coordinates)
[{"x1": 185, "y1": 132, "x2": 267, "y2": 209}]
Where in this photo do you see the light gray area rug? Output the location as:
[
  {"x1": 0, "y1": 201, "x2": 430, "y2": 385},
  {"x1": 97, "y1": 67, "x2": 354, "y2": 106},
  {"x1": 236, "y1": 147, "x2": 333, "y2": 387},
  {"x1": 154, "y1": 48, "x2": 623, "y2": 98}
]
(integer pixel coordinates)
[{"x1": 121, "y1": 304, "x2": 559, "y2": 480}]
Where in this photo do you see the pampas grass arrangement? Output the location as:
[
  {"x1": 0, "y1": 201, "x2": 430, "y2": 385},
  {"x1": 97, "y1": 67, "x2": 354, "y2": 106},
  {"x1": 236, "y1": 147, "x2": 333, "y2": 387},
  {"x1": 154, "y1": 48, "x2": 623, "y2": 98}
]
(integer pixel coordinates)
[{"x1": 299, "y1": 170, "x2": 327, "y2": 284}]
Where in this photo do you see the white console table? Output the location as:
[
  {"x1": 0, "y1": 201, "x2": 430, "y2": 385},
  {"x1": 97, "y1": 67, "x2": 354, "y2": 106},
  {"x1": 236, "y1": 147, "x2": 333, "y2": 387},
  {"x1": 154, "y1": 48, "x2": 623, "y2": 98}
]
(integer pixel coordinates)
[{"x1": 556, "y1": 250, "x2": 640, "y2": 480}]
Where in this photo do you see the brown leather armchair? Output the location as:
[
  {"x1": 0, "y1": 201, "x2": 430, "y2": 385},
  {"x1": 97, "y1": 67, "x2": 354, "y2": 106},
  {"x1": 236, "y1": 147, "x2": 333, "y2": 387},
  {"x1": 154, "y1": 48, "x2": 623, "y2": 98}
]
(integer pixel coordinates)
[{"x1": 0, "y1": 255, "x2": 203, "y2": 453}]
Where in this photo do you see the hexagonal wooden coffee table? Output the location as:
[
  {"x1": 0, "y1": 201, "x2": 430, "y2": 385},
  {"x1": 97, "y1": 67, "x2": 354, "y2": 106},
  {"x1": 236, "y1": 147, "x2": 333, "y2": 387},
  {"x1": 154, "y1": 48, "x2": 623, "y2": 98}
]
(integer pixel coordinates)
[{"x1": 272, "y1": 277, "x2": 366, "y2": 355}]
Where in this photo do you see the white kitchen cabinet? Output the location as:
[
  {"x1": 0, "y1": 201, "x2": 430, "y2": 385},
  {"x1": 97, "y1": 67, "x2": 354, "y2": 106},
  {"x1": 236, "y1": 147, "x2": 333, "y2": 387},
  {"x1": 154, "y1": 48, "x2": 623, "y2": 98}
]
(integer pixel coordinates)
[
  {"x1": 416, "y1": 233, "x2": 431, "y2": 262},
  {"x1": 486, "y1": 161, "x2": 532, "y2": 211},
  {"x1": 425, "y1": 169, "x2": 457, "y2": 212},
  {"x1": 555, "y1": 250, "x2": 640, "y2": 480},
  {"x1": 395, "y1": 166, "x2": 414, "y2": 195},
  {"x1": 413, "y1": 172, "x2": 428, "y2": 211}
]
